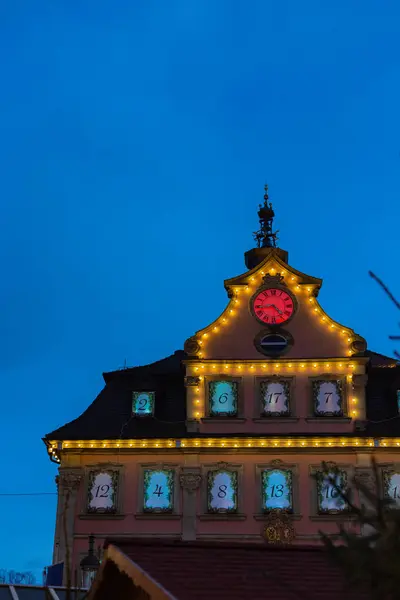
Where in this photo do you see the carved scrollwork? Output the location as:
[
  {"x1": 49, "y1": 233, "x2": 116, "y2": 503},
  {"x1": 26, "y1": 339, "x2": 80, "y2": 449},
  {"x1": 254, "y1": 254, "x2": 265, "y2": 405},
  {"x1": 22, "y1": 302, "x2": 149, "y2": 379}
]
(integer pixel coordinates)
[
  {"x1": 179, "y1": 470, "x2": 202, "y2": 492},
  {"x1": 354, "y1": 468, "x2": 376, "y2": 496},
  {"x1": 184, "y1": 376, "x2": 201, "y2": 387},
  {"x1": 184, "y1": 338, "x2": 201, "y2": 357},
  {"x1": 262, "y1": 510, "x2": 295, "y2": 545},
  {"x1": 262, "y1": 273, "x2": 285, "y2": 286},
  {"x1": 59, "y1": 471, "x2": 83, "y2": 493}
]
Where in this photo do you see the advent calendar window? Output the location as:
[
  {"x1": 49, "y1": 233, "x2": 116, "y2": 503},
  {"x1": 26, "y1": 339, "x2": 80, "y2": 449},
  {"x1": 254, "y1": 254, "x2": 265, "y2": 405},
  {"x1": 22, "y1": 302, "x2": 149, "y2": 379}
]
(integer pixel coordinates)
[
  {"x1": 383, "y1": 470, "x2": 400, "y2": 504},
  {"x1": 261, "y1": 468, "x2": 293, "y2": 512},
  {"x1": 260, "y1": 378, "x2": 291, "y2": 417},
  {"x1": 87, "y1": 470, "x2": 119, "y2": 514},
  {"x1": 132, "y1": 391, "x2": 155, "y2": 417},
  {"x1": 316, "y1": 469, "x2": 348, "y2": 513},
  {"x1": 207, "y1": 469, "x2": 238, "y2": 513},
  {"x1": 312, "y1": 379, "x2": 344, "y2": 417},
  {"x1": 209, "y1": 380, "x2": 238, "y2": 417},
  {"x1": 143, "y1": 469, "x2": 174, "y2": 512}
]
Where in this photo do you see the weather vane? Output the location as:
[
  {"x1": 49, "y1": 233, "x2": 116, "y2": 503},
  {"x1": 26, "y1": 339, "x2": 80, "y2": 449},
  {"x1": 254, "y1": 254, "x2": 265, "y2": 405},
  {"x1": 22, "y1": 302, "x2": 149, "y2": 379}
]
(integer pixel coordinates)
[{"x1": 253, "y1": 184, "x2": 279, "y2": 248}]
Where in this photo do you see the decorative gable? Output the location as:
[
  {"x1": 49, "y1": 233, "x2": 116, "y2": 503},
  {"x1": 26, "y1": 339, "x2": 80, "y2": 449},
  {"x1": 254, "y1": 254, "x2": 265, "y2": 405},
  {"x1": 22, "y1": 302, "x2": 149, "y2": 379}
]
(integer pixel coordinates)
[{"x1": 184, "y1": 248, "x2": 366, "y2": 361}]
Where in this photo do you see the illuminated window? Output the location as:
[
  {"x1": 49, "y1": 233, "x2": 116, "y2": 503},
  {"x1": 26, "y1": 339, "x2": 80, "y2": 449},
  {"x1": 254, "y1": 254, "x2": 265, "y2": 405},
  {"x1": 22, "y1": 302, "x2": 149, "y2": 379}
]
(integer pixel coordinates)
[
  {"x1": 312, "y1": 379, "x2": 343, "y2": 417},
  {"x1": 316, "y1": 470, "x2": 347, "y2": 513},
  {"x1": 207, "y1": 470, "x2": 238, "y2": 513},
  {"x1": 383, "y1": 471, "x2": 400, "y2": 505},
  {"x1": 262, "y1": 469, "x2": 293, "y2": 512},
  {"x1": 260, "y1": 379, "x2": 290, "y2": 417},
  {"x1": 87, "y1": 470, "x2": 118, "y2": 513},
  {"x1": 209, "y1": 381, "x2": 238, "y2": 417},
  {"x1": 132, "y1": 391, "x2": 155, "y2": 417},
  {"x1": 397, "y1": 390, "x2": 400, "y2": 414},
  {"x1": 143, "y1": 469, "x2": 174, "y2": 512}
]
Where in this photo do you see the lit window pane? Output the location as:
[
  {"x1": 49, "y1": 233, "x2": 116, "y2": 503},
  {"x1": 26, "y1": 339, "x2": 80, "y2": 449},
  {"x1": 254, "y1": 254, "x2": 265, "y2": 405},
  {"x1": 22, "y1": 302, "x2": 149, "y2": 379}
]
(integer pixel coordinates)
[
  {"x1": 132, "y1": 391, "x2": 155, "y2": 416},
  {"x1": 88, "y1": 471, "x2": 117, "y2": 513},
  {"x1": 383, "y1": 471, "x2": 400, "y2": 504},
  {"x1": 209, "y1": 381, "x2": 238, "y2": 416},
  {"x1": 208, "y1": 470, "x2": 238, "y2": 512},
  {"x1": 262, "y1": 469, "x2": 293, "y2": 512},
  {"x1": 317, "y1": 471, "x2": 347, "y2": 513},
  {"x1": 260, "y1": 380, "x2": 290, "y2": 416},
  {"x1": 143, "y1": 470, "x2": 174, "y2": 512},
  {"x1": 313, "y1": 380, "x2": 343, "y2": 416}
]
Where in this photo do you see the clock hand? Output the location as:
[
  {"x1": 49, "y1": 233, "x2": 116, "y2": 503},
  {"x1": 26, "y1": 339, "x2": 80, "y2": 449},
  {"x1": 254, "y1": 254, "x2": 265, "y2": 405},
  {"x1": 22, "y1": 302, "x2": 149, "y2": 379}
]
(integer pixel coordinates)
[{"x1": 270, "y1": 304, "x2": 284, "y2": 315}]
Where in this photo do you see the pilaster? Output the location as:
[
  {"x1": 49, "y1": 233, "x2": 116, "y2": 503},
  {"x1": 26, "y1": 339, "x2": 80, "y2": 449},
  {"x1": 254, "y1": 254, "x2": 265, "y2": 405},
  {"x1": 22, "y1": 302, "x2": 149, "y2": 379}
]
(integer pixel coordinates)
[{"x1": 179, "y1": 467, "x2": 202, "y2": 541}]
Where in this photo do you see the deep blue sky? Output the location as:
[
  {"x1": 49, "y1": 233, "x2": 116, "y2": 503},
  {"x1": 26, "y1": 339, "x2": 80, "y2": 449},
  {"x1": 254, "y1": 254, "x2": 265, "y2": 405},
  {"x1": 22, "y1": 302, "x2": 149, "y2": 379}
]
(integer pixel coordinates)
[{"x1": 0, "y1": 0, "x2": 399, "y2": 581}]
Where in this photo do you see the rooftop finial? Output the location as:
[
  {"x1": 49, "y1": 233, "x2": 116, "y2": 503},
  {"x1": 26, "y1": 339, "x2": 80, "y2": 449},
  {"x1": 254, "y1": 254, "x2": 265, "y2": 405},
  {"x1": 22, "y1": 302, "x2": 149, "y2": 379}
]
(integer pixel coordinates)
[{"x1": 252, "y1": 184, "x2": 279, "y2": 248}]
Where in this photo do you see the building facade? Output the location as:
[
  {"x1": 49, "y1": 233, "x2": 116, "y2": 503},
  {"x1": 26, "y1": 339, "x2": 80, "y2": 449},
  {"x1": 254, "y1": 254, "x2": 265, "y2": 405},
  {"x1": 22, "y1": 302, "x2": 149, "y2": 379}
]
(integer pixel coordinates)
[{"x1": 44, "y1": 188, "x2": 400, "y2": 581}]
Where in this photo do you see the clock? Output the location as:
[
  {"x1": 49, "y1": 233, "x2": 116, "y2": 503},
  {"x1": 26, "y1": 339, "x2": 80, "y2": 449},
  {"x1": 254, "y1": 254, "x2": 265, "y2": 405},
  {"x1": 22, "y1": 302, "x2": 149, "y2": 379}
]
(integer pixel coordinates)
[{"x1": 251, "y1": 287, "x2": 296, "y2": 326}]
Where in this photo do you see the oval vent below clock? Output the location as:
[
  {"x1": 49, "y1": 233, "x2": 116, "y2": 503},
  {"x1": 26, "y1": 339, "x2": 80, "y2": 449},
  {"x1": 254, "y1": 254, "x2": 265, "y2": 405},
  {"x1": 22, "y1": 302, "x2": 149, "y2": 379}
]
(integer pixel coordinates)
[{"x1": 254, "y1": 330, "x2": 294, "y2": 357}]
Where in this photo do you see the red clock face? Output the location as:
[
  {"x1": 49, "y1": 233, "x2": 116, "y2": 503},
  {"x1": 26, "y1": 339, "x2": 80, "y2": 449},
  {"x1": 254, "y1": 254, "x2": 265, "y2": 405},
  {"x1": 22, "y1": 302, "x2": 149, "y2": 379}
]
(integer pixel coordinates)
[{"x1": 252, "y1": 288, "x2": 295, "y2": 325}]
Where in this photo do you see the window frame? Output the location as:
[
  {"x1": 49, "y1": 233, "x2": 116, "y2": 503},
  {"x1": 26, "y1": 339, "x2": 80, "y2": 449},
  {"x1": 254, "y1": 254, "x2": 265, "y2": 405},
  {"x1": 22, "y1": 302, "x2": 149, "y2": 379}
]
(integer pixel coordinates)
[
  {"x1": 309, "y1": 462, "x2": 353, "y2": 520},
  {"x1": 309, "y1": 375, "x2": 349, "y2": 419},
  {"x1": 132, "y1": 390, "x2": 155, "y2": 418},
  {"x1": 204, "y1": 375, "x2": 244, "y2": 419},
  {"x1": 136, "y1": 462, "x2": 180, "y2": 518},
  {"x1": 255, "y1": 460, "x2": 300, "y2": 518},
  {"x1": 200, "y1": 461, "x2": 245, "y2": 520},
  {"x1": 82, "y1": 463, "x2": 124, "y2": 517},
  {"x1": 255, "y1": 376, "x2": 295, "y2": 418},
  {"x1": 381, "y1": 462, "x2": 400, "y2": 507}
]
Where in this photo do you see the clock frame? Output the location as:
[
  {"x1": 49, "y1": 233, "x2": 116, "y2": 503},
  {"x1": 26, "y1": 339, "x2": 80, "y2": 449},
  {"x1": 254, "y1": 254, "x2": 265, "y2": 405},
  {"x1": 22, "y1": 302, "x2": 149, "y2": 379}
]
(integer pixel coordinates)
[{"x1": 250, "y1": 285, "x2": 298, "y2": 327}]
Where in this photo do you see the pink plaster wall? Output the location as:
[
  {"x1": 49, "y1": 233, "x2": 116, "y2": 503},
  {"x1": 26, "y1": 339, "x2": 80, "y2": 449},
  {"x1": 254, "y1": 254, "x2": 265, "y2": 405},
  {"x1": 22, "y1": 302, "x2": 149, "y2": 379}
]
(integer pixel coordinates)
[
  {"x1": 202, "y1": 290, "x2": 348, "y2": 360},
  {"x1": 68, "y1": 450, "x2": 400, "y2": 572},
  {"x1": 198, "y1": 370, "x2": 355, "y2": 435}
]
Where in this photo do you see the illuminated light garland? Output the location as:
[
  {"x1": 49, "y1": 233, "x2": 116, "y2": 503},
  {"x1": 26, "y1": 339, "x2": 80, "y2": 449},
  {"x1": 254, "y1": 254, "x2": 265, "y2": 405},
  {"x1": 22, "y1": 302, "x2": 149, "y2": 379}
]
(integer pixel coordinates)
[
  {"x1": 192, "y1": 266, "x2": 360, "y2": 359},
  {"x1": 187, "y1": 360, "x2": 361, "y2": 376},
  {"x1": 52, "y1": 437, "x2": 395, "y2": 450}
]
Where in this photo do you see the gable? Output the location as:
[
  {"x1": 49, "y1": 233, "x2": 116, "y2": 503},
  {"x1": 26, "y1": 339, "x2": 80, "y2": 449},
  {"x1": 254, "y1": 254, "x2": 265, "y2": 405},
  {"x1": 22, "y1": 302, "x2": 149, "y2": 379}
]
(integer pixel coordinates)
[{"x1": 185, "y1": 248, "x2": 366, "y2": 361}]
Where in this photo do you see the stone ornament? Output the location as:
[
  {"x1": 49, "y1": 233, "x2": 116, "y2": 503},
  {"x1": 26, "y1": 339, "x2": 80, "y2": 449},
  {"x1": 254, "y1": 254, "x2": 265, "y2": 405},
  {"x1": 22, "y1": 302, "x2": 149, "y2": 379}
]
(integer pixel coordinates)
[
  {"x1": 184, "y1": 338, "x2": 200, "y2": 356},
  {"x1": 179, "y1": 471, "x2": 202, "y2": 492},
  {"x1": 184, "y1": 376, "x2": 201, "y2": 387},
  {"x1": 262, "y1": 509, "x2": 295, "y2": 545},
  {"x1": 59, "y1": 471, "x2": 83, "y2": 492}
]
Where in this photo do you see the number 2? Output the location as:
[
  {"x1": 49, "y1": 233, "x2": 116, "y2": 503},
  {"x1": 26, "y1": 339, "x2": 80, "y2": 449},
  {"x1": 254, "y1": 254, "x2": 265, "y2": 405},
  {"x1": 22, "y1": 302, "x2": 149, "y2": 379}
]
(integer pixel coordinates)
[{"x1": 138, "y1": 397, "x2": 148, "y2": 411}]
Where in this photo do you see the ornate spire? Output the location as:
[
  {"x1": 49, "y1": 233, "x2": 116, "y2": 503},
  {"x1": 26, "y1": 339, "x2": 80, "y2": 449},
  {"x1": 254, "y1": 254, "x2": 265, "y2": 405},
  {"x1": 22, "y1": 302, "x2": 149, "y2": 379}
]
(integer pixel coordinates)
[{"x1": 252, "y1": 184, "x2": 279, "y2": 249}]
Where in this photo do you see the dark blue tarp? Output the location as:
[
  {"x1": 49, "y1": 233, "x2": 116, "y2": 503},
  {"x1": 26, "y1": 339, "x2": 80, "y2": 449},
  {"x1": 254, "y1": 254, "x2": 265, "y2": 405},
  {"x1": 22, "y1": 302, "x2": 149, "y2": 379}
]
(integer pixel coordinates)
[{"x1": 45, "y1": 563, "x2": 63, "y2": 587}]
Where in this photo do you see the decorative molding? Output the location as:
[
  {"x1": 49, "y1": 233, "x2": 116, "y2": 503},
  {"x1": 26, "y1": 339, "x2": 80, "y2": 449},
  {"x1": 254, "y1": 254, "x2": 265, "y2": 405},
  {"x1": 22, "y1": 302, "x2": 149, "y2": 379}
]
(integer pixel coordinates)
[
  {"x1": 184, "y1": 376, "x2": 201, "y2": 387},
  {"x1": 134, "y1": 513, "x2": 181, "y2": 520},
  {"x1": 354, "y1": 468, "x2": 376, "y2": 495},
  {"x1": 252, "y1": 418, "x2": 299, "y2": 424},
  {"x1": 179, "y1": 470, "x2": 202, "y2": 493},
  {"x1": 261, "y1": 510, "x2": 295, "y2": 545},
  {"x1": 199, "y1": 514, "x2": 247, "y2": 521},
  {"x1": 254, "y1": 513, "x2": 303, "y2": 521},
  {"x1": 59, "y1": 470, "x2": 83, "y2": 493},
  {"x1": 201, "y1": 418, "x2": 247, "y2": 424},
  {"x1": 262, "y1": 273, "x2": 285, "y2": 286},
  {"x1": 184, "y1": 337, "x2": 201, "y2": 357}
]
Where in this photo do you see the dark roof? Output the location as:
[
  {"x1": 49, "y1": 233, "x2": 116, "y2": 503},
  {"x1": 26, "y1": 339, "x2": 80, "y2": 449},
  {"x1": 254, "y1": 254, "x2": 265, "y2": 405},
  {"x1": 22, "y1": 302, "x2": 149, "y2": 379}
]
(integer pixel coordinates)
[
  {"x1": 97, "y1": 539, "x2": 368, "y2": 600},
  {"x1": 45, "y1": 351, "x2": 187, "y2": 440},
  {"x1": 44, "y1": 349, "x2": 400, "y2": 441}
]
